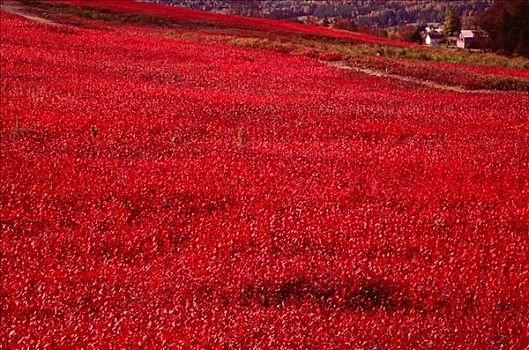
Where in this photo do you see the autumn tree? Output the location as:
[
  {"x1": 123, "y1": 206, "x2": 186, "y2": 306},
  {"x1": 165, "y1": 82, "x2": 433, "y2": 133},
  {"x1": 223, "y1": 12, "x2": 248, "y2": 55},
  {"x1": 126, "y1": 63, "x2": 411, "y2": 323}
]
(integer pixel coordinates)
[{"x1": 478, "y1": 0, "x2": 529, "y2": 56}]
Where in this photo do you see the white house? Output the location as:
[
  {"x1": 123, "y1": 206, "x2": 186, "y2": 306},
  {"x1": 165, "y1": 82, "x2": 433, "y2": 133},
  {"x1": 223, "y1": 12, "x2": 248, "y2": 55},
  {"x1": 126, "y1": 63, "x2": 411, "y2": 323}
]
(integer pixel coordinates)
[
  {"x1": 457, "y1": 30, "x2": 475, "y2": 49},
  {"x1": 456, "y1": 30, "x2": 490, "y2": 49},
  {"x1": 425, "y1": 31, "x2": 445, "y2": 45},
  {"x1": 297, "y1": 16, "x2": 309, "y2": 23}
]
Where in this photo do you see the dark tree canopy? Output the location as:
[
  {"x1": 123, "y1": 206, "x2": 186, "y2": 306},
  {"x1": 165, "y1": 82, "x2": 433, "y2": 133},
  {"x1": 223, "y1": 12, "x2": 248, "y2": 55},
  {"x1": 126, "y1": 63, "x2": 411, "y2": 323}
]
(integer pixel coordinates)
[
  {"x1": 478, "y1": 0, "x2": 529, "y2": 56},
  {"x1": 148, "y1": 1, "x2": 492, "y2": 28}
]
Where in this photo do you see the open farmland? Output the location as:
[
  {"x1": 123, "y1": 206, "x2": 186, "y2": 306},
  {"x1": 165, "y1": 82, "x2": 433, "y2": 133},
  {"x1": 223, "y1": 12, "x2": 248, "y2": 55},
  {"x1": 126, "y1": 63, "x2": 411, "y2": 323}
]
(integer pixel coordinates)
[{"x1": 1, "y1": 1, "x2": 529, "y2": 348}]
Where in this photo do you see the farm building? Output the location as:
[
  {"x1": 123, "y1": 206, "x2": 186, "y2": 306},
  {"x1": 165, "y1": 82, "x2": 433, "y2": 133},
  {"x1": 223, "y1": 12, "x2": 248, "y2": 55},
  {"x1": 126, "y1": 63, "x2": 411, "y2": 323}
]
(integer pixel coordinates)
[
  {"x1": 424, "y1": 23, "x2": 442, "y2": 33},
  {"x1": 425, "y1": 31, "x2": 445, "y2": 46},
  {"x1": 457, "y1": 30, "x2": 490, "y2": 49},
  {"x1": 457, "y1": 30, "x2": 475, "y2": 48}
]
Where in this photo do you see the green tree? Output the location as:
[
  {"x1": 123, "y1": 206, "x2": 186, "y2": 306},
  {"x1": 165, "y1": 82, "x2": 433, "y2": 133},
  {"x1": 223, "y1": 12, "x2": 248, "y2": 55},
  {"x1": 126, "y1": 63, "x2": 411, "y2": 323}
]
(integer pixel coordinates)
[{"x1": 444, "y1": 11, "x2": 462, "y2": 37}]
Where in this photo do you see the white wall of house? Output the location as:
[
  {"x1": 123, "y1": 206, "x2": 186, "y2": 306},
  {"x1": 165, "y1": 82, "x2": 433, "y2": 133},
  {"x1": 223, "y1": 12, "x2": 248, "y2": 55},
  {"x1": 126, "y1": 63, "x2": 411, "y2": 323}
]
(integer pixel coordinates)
[{"x1": 426, "y1": 35, "x2": 444, "y2": 45}]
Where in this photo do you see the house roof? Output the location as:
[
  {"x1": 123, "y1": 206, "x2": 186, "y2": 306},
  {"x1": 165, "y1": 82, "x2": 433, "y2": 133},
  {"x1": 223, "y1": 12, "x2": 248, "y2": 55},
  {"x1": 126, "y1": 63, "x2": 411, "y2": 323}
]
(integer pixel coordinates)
[{"x1": 460, "y1": 30, "x2": 475, "y2": 38}]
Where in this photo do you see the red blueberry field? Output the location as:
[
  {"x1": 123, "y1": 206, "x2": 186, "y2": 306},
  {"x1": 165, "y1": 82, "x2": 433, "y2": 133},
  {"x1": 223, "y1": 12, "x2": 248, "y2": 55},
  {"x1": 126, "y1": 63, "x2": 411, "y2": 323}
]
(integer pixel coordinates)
[{"x1": 1, "y1": 1, "x2": 529, "y2": 348}]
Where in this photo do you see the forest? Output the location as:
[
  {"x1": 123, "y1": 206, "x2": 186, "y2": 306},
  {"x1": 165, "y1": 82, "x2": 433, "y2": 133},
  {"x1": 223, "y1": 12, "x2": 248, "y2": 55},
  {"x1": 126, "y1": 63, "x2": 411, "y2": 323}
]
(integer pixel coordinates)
[{"x1": 148, "y1": 0, "x2": 492, "y2": 27}]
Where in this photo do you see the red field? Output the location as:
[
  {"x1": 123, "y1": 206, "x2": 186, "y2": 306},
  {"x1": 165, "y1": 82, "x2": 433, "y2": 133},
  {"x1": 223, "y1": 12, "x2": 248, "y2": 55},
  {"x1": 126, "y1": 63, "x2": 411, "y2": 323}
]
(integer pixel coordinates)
[
  {"x1": 1, "y1": 1, "x2": 529, "y2": 348},
  {"x1": 355, "y1": 56, "x2": 529, "y2": 90}
]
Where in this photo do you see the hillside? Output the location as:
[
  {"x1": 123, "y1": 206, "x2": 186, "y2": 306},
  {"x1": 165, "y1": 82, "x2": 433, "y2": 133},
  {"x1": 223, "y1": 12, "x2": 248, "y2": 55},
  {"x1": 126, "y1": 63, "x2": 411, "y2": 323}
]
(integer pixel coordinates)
[
  {"x1": 35, "y1": 0, "x2": 415, "y2": 47},
  {"x1": 148, "y1": 0, "x2": 492, "y2": 27},
  {"x1": 1, "y1": 0, "x2": 529, "y2": 348}
]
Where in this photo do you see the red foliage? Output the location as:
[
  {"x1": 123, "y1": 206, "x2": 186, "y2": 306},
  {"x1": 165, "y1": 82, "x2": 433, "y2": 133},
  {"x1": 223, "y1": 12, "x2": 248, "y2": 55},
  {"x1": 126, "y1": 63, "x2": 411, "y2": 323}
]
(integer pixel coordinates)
[
  {"x1": 378, "y1": 57, "x2": 529, "y2": 80},
  {"x1": 2, "y1": 10, "x2": 529, "y2": 349},
  {"x1": 360, "y1": 56, "x2": 529, "y2": 90}
]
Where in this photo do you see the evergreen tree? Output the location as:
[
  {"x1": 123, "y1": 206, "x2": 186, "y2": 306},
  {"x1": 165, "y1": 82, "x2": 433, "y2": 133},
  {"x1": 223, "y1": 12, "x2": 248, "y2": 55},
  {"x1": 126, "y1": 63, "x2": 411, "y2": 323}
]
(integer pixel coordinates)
[{"x1": 444, "y1": 11, "x2": 462, "y2": 37}]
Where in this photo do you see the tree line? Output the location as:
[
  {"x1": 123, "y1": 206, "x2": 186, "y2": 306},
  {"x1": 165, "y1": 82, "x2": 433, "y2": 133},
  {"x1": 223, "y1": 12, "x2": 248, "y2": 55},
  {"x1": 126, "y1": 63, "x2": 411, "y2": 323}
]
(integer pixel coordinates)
[{"x1": 477, "y1": 0, "x2": 529, "y2": 56}]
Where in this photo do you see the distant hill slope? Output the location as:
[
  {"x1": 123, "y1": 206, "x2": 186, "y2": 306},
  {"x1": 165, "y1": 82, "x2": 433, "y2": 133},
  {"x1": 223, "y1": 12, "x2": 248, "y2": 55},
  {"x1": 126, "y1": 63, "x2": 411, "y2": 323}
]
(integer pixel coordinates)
[
  {"x1": 52, "y1": 0, "x2": 415, "y2": 47},
  {"x1": 146, "y1": 0, "x2": 492, "y2": 27},
  {"x1": 20, "y1": 0, "x2": 527, "y2": 89}
]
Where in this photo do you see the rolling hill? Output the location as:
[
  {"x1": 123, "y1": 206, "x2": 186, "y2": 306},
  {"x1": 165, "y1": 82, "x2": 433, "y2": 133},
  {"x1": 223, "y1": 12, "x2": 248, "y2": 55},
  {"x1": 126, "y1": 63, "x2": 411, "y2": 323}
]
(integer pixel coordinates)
[{"x1": 1, "y1": 0, "x2": 529, "y2": 348}]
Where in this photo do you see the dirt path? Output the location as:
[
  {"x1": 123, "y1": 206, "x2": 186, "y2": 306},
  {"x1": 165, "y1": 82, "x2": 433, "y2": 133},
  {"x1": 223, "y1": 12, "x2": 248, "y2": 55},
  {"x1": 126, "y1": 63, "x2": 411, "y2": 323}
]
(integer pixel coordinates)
[
  {"x1": 326, "y1": 60, "x2": 496, "y2": 93},
  {"x1": 0, "y1": 0, "x2": 56, "y2": 25}
]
